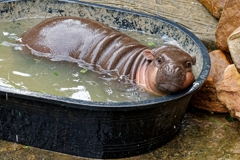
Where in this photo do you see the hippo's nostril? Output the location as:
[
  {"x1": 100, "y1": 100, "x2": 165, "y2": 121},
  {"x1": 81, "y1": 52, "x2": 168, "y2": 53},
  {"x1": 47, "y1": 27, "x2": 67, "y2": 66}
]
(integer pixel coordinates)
[
  {"x1": 175, "y1": 67, "x2": 180, "y2": 72},
  {"x1": 164, "y1": 64, "x2": 181, "y2": 74}
]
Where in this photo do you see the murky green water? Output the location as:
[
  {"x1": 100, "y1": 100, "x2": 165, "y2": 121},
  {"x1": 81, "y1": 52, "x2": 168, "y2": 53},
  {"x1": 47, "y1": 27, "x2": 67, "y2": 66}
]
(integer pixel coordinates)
[{"x1": 0, "y1": 18, "x2": 166, "y2": 102}]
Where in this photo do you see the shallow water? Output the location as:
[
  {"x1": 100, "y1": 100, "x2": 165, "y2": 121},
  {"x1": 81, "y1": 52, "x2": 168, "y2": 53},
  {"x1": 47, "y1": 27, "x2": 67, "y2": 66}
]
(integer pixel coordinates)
[{"x1": 0, "y1": 18, "x2": 167, "y2": 102}]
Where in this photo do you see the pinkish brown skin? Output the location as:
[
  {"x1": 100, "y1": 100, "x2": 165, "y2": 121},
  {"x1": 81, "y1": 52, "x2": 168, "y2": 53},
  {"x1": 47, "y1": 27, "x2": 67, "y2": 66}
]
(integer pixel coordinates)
[
  {"x1": 136, "y1": 46, "x2": 196, "y2": 96},
  {"x1": 20, "y1": 16, "x2": 196, "y2": 96}
]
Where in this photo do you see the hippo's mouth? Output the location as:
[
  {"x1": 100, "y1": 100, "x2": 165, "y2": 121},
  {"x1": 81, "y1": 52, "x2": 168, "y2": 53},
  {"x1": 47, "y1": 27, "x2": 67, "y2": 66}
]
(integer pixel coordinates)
[{"x1": 157, "y1": 83, "x2": 182, "y2": 94}]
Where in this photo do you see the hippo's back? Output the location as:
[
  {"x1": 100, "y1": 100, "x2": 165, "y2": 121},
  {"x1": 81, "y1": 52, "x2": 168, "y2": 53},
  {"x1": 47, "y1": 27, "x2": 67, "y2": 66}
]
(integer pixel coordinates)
[
  {"x1": 21, "y1": 17, "x2": 113, "y2": 59},
  {"x1": 21, "y1": 17, "x2": 147, "y2": 74}
]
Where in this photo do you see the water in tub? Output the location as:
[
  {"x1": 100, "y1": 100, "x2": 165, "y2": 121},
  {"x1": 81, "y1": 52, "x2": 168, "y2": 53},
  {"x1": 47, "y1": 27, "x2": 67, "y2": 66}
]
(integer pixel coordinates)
[{"x1": 0, "y1": 18, "x2": 185, "y2": 102}]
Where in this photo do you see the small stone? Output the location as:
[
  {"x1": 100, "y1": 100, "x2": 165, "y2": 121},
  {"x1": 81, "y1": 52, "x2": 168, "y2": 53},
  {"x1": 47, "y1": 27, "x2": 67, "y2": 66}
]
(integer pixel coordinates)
[
  {"x1": 215, "y1": 0, "x2": 240, "y2": 53},
  {"x1": 190, "y1": 50, "x2": 229, "y2": 113},
  {"x1": 217, "y1": 64, "x2": 240, "y2": 121},
  {"x1": 198, "y1": 0, "x2": 226, "y2": 19},
  {"x1": 228, "y1": 26, "x2": 240, "y2": 73}
]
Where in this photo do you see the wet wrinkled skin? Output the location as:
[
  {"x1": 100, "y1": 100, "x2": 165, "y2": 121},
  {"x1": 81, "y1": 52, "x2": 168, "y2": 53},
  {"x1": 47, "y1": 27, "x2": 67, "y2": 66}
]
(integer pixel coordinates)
[
  {"x1": 136, "y1": 46, "x2": 196, "y2": 95},
  {"x1": 20, "y1": 16, "x2": 196, "y2": 96}
]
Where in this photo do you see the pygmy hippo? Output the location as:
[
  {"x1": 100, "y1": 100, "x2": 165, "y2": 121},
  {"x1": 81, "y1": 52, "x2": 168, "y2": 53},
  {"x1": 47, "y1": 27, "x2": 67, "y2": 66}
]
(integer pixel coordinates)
[{"x1": 20, "y1": 16, "x2": 196, "y2": 96}]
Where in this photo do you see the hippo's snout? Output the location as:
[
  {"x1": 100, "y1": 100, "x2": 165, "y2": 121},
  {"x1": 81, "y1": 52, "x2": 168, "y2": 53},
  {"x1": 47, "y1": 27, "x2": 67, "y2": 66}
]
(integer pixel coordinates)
[
  {"x1": 161, "y1": 63, "x2": 185, "y2": 82},
  {"x1": 163, "y1": 63, "x2": 183, "y2": 74},
  {"x1": 155, "y1": 63, "x2": 190, "y2": 93}
]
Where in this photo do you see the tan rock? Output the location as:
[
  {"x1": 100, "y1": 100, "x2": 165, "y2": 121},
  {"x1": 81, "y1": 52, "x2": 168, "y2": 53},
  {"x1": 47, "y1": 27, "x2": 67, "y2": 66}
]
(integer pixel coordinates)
[
  {"x1": 228, "y1": 26, "x2": 240, "y2": 73},
  {"x1": 217, "y1": 64, "x2": 240, "y2": 120},
  {"x1": 215, "y1": 0, "x2": 240, "y2": 53},
  {"x1": 208, "y1": 50, "x2": 231, "y2": 84},
  {"x1": 190, "y1": 50, "x2": 229, "y2": 113},
  {"x1": 198, "y1": 0, "x2": 226, "y2": 19}
]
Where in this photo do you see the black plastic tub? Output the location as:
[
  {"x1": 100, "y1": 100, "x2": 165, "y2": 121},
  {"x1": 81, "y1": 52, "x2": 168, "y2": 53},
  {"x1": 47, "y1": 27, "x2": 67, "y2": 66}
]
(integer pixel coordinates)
[{"x1": 0, "y1": 0, "x2": 210, "y2": 158}]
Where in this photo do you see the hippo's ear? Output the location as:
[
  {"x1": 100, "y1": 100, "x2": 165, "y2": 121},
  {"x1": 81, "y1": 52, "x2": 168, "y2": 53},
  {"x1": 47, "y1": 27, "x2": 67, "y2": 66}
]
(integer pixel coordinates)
[
  {"x1": 143, "y1": 50, "x2": 154, "y2": 61},
  {"x1": 192, "y1": 55, "x2": 196, "y2": 65}
]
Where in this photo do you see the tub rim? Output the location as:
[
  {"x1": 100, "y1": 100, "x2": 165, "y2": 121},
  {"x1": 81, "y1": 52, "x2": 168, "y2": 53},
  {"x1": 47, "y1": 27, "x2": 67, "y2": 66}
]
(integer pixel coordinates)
[{"x1": 0, "y1": 0, "x2": 211, "y2": 111}]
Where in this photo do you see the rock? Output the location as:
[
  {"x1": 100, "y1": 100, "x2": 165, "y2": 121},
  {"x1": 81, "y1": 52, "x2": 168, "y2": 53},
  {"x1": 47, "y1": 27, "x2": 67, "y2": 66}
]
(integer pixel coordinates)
[
  {"x1": 228, "y1": 26, "x2": 240, "y2": 73},
  {"x1": 215, "y1": 0, "x2": 240, "y2": 53},
  {"x1": 190, "y1": 50, "x2": 229, "y2": 113},
  {"x1": 208, "y1": 50, "x2": 231, "y2": 84},
  {"x1": 217, "y1": 64, "x2": 240, "y2": 120},
  {"x1": 198, "y1": 0, "x2": 226, "y2": 19}
]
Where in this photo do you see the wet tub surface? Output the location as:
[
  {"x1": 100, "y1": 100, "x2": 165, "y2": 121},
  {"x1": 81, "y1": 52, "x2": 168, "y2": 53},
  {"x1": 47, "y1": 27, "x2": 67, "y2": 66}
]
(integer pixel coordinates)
[{"x1": 0, "y1": 108, "x2": 239, "y2": 159}]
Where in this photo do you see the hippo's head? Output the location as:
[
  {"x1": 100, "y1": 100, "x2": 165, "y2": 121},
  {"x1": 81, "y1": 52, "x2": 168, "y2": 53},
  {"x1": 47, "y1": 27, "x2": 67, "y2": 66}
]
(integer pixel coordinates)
[{"x1": 143, "y1": 45, "x2": 196, "y2": 95}]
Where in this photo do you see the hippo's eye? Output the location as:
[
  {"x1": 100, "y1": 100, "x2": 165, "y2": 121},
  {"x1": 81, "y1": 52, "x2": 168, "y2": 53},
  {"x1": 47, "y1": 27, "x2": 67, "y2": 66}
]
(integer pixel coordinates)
[
  {"x1": 185, "y1": 61, "x2": 192, "y2": 68},
  {"x1": 156, "y1": 57, "x2": 162, "y2": 64}
]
